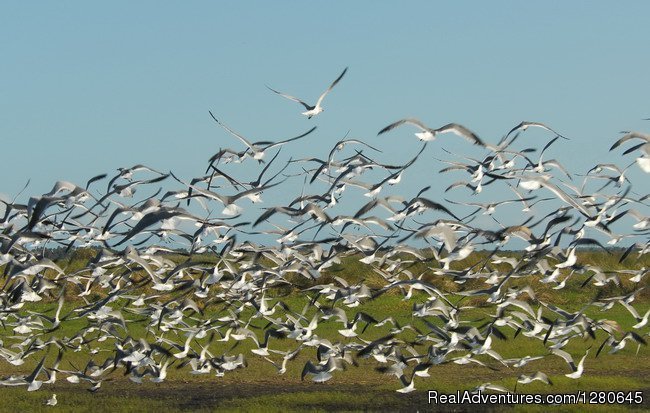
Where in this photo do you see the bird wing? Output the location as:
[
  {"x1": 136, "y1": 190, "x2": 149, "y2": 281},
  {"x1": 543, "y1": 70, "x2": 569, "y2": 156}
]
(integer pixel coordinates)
[
  {"x1": 523, "y1": 122, "x2": 568, "y2": 140},
  {"x1": 540, "y1": 181, "x2": 592, "y2": 218},
  {"x1": 378, "y1": 118, "x2": 429, "y2": 136},
  {"x1": 266, "y1": 86, "x2": 312, "y2": 110},
  {"x1": 26, "y1": 354, "x2": 47, "y2": 383},
  {"x1": 301, "y1": 360, "x2": 318, "y2": 381},
  {"x1": 609, "y1": 132, "x2": 650, "y2": 151},
  {"x1": 315, "y1": 67, "x2": 348, "y2": 107},
  {"x1": 209, "y1": 112, "x2": 255, "y2": 150},
  {"x1": 551, "y1": 348, "x2": 576, "y2": 371},
  {"x1": 610, "y1": 131, "x2": 650, "y2": 151},
  {"x1": 435, "y1": 123, "x2": 485, "y2": 146},
  {"x1": 256, "y1": 126, "x2": 317, "y2": 149}
]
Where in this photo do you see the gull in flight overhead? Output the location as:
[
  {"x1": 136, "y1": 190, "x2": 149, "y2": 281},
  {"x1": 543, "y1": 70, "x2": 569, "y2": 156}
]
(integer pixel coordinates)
[
  {"x1": 208, "y1": 111, "x2": 316, "y2": 161},
  {"x1": 267, "y1": 67, "x2": 348, "y2": 118},
  {"x1": 499, "y1": 121, "x2": 569, "y2": 148},
  {"x1": 378, "y1": 118, "x2": 485, "y2": 146},
  {"x1": 609, "y1": 131, "x2": 650, "y2": 173}
]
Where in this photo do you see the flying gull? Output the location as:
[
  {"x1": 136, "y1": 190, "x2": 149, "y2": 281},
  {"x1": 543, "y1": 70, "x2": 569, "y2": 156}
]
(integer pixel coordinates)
[{"x1": 267, "y1": 67, "x2": 348, "y2": 118}]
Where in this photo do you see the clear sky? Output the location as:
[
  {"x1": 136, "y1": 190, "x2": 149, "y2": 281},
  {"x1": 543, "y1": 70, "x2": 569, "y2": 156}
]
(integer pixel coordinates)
[{"x1": 2, "y1": 1, "x2": 649, "y2": 202}]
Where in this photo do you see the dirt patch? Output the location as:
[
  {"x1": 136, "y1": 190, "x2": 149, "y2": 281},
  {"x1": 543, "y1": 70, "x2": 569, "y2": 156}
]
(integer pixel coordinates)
[
  {"x1": 40, "y1": 377, "x2": 650, "y2": 412},
  {"x1": 57, "y1": 380, "x2": 650, "y2": 412}
]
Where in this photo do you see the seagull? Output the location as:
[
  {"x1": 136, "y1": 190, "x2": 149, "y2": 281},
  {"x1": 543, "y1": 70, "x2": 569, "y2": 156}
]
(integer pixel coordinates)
[
  {"x1": 597, "y1": 332, "x2": 647, "y2": 356},
  {"x1": 515, "y1": 371, "x2": 553, "y2": 392},
  {"x1": 267, "y1": 67, "x2": 348, "y2": 118},
  {"x1": 378, "y1": 118, "x2": 485, "y2": 146},
  {"x1": 301, "y1": 358, "x2": 341, "y2": 383},
  {"x1": 470, "y1": 382, "x2": 512, "y2": 394},
  {"x1": 505, "y1": 355, "x2": 544, "y2": 368},
  {"x1": 609, "y1": 131, "x2": 650, "y2": 173},
  {"x1": 551, "y1": 348, "x2": 589, "y2": 379},
  {"x1": 208, "y1": 112, "x2": 316, "y2": 161},
  {"x1": 518, "y1": 371, "x2": 552, "y2": 385},
  {"x1": 500, "y1": 121, "x2": 569, "y2": 148},
  {"x1": 618, "y1": 300, "x2": 650, "y2": 329},
  {"x1": 395, "y1": 362, "x2": 433, "y2": 393},
  {"x1": 45, "y1": 393, "x2": 57, "y2": 406},
  {"x1": 609, "y1": 131, "x2": 650, "y2": 152},
  {"x1": 263, "y1": 347, "x2": 302, "y2": 375}
]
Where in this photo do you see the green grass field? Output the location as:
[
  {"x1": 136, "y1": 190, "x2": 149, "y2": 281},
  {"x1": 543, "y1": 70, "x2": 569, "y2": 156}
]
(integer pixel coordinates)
[{"x1": 0, "y1": 251, "x2": 649, "y2": 412}]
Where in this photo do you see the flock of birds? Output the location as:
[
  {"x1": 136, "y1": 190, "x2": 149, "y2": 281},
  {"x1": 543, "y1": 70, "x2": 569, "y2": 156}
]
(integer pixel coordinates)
[{"x1": 0, "y1": 67, "x2": 649, "y2": 406}]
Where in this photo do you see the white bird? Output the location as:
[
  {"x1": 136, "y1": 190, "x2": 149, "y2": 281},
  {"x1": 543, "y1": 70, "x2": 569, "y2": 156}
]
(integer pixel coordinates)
[
  {"x1": 173, "y1": 332, "x2": 197, "y2": 359},
  {"x1": 395, "y1": 363, "x2": 432, "y2": 393},
  {"x1": 500, "y1": 121, "x2": 569, "y2": 148},
  {"x1": 597, "y1": 332, "x2": 648, "y2": 356},
  {"x1": 267, "y1": 67, "x2": 348, "y2": 118},
  {"x1": 619, "y1": 300, "x2": 650, "y2": 329},
  {"x1": 301, "y1": 358, "x2": 341, "y2": 383},
  {"x1": 45, "y1": 393, "x2": 57, "y2": 406},
  {"x1": 609, "y1": 131, "x2": 650, "y2": 173},
  {"x1": 505, "y1": 355, "x2": 544, "y2": 368},
  {"x1": 378, "y1": 118, "x2": 485, "y2": 146},
  {"x1": 516, "y1": 371, "x2": 552, "y2": 386},
  {"x1": 208, "y1": 112, "x2": 316, "y2": 161},
  {"x1": 551, "y1": 348, "x2": 589, "y2": 379}
]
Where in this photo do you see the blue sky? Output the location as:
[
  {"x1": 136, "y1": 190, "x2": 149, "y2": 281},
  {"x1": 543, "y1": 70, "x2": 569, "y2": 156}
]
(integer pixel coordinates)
[{"x1": 2, "y1": 2, "x2": 649, "y2": 202}]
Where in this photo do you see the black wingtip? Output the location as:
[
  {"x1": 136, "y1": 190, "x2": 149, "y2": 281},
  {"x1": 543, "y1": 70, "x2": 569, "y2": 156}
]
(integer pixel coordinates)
[{"x1": 377, "y1": 124, "x2": 393, "y2": 136}]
